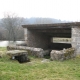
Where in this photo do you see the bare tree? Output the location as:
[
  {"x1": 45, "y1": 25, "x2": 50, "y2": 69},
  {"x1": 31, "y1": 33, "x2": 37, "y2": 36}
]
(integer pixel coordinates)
[{"x1": 1, "y1": 13, "x2": 24, "y2": 41}]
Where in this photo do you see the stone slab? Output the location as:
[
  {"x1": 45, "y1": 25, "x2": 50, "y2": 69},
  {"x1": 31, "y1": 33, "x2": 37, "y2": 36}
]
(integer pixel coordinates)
[{"x1": 6, "y1": 50, "x2": 28, "y2": 57}]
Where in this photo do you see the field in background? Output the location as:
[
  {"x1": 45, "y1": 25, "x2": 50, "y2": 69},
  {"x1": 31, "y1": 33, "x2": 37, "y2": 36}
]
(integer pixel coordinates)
[
  {"x1": 0, "y1": 47, "x2": 80, "y2": 80},
  {"x1": 53, "y1": 38, "x2": 71, "y2": 43}
]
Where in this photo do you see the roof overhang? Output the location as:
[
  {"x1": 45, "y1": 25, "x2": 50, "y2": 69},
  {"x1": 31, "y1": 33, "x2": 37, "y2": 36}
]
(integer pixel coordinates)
[{"x1": 22, "y1": 22, "x2": 80, "y2": 29}]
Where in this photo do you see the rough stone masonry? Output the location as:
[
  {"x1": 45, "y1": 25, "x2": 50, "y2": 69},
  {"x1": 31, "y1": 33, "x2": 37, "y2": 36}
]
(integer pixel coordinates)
[{"x1": 72, "y1": 27, "x2": 80, "y2": 55}]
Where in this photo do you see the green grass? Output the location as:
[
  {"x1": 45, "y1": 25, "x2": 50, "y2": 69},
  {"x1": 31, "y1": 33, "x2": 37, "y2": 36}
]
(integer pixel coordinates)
[
  {"x1": 0, "y1": 47, "x2": 80, "y2": 80},
  {"x1": 0, "y1": 47, "x2": 7, "y2": 51}
]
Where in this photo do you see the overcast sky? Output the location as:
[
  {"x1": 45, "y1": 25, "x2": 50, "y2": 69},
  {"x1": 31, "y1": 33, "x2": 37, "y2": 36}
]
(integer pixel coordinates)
[{"x1": 0, "y1": 0, "x2": 80, "y2": 21}]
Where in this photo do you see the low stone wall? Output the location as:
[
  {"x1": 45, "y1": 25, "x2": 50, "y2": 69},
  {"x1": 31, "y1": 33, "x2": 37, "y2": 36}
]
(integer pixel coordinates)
[
  {"x1": 7, "y1": 46, "x2": 51, "y2": 58},
  {"x1": 50, "y1": 48, "x2": 75, "y2": 61},
  {"x1": 7, "y1": 46, "x2": 44, "y2": 58}
]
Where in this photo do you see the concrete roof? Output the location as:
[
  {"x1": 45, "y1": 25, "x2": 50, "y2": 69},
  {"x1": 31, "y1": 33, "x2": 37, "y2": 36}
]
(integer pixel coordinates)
[{"x1": 22, "y1": 22, "x2": 80, "y2": 29}]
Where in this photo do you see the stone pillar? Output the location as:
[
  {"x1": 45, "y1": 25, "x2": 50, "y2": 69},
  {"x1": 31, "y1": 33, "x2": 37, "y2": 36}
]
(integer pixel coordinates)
[
  {"x1": 27, "y1": 29, "x2": 50, "y2": 49},
  {"x1": 72, "y1": 27, "x2": 80, "y2": 55},
  {"x1": 24, "y1": 28, "x2": 28, "y2": 42}
]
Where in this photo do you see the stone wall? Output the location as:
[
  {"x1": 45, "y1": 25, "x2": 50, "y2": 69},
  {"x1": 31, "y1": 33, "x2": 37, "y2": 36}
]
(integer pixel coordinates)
[
  {"x1": 50, "y1": 48, "x2": 75, "y2": 61},
  {"x1": 25, "y1": 28, "x2": 50, "y2": 49},
  {"x1": 72, "y1": 27, "x2": 80, "y2": 55}
]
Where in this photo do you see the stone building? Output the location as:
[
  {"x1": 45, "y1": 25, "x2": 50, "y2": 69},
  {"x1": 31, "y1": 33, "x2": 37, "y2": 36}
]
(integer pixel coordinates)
[{"x1": 22, "y1": 22, "x2": 80, "y2": 55}]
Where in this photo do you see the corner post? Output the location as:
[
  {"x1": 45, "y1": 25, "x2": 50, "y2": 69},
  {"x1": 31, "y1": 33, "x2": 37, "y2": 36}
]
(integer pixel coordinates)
[{"x1": 72, "y1": 27, "x2": 80, "y2": 55}]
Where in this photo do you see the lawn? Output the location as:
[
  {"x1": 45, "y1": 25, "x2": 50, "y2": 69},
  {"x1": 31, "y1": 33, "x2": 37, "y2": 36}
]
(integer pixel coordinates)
[{"x1": 0, "y1": 47, "x2": 80, "y2": 80}]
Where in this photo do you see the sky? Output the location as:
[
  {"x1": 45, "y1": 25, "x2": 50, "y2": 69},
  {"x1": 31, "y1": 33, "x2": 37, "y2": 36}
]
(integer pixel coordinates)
[{"x1": 0, "y1": 0, "x2": 80, "y2": 21}]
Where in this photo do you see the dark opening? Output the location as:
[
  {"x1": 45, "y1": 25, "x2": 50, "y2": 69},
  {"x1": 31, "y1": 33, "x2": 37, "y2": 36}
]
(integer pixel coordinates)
[
  {"x1": 49, "y1": 37, "x2": 72, "y2": 50},
  {"x1": 49, "y1": 43, "x2": 72, "y2": 50}
]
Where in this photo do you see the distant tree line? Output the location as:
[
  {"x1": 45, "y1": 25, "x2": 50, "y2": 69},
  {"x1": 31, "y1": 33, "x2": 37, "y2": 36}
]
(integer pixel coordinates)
[{"x1": 0, "y1": 13, "x2": 67, "y2": 41}]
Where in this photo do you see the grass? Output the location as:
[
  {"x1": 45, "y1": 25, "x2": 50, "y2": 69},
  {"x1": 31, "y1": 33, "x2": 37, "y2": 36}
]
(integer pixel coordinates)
[
  {"x1": 0, "y1": 47, "x2": 80, "y2": 80},
  {"x1": 0, "y1": 47, "x2": 7, "y2": 51}
]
